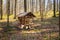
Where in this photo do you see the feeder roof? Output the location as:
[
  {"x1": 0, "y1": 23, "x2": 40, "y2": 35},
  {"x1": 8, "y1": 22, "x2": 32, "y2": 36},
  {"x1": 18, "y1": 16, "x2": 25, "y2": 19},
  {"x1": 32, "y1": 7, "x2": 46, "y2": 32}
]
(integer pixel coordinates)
[{"x1": 17, "y1": 12, "x2": 35, "y2": 17}]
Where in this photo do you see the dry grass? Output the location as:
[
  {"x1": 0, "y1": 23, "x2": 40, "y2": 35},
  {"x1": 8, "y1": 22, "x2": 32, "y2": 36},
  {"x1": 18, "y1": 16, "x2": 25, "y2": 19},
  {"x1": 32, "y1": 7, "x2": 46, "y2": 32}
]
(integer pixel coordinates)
[{"x1": 0, "y1": 11, "x2": 59, "y2": 40}]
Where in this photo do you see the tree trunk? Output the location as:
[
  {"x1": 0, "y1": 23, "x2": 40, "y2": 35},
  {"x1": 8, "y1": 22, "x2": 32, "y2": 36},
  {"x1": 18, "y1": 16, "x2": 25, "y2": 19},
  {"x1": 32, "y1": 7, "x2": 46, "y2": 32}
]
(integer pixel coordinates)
[
  {"x1": 32, "y1": 0, "x2": 33, "y2": 12},
  {"x1": 57, "y1": 0, "x2": 58, "y2": 11},
  {"x1": 39, "y1": 0, "x2": 45, "y2": 21},
  {"x1": 7, "y1": 0, "x2": 10, "y2": 26},
  {"x1": 10, "y1": 0, "x2": 13, "y2": 15},
  {"x1": 53, "y1": 0, "x2": 56, "y2": 17},
  {"x1": 36, "y1": 0, "x2": 37, "y2": 12},
  {"x1": 59, "y1": 0, "x2": 60, "y2": 36},
  {"x1": 47, "y1": 0, "x2": 52, "y2": 11},
  {"x1": 24, "y1": 0, "x2": 27, "y2": 12},
  {"x1": 14, "y1": 0, "x2": 16, "y2": 19},
  {"x1": 39, "y1": 0, "x2": 42, "y2": 21},
  {"x1": 27, "y1": 0, "x2": 29, "y2": 12},
  {"x1": 0, "y1": 0, "x2": 2, "y2": 20},
  {"x1": 29, "y1": 0, "x2": 31, "y2": 12}
]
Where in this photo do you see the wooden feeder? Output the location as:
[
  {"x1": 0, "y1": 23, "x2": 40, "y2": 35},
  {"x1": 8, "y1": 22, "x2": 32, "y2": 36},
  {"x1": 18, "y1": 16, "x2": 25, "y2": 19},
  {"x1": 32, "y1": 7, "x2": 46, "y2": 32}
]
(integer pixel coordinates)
[{"x1": 17, "y1": 12, "x2": 35, "y2": 29}]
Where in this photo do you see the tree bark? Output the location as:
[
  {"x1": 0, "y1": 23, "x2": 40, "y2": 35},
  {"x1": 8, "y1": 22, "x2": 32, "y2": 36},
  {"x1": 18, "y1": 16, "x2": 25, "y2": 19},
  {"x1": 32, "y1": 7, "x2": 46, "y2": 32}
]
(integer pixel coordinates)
[
  {"x1": 39, "y1": 0, "x2": 45, "y2": 21},
  {"x1": 14, "y1": 0, "x2": 16, "y2": 19},
  {"x1": 24, "y1": 0, "x2": 27, "y2": 12},
  {"x1": 36, "y1": 0, "x2": 37, "y2": 12},
  {"x1": 57, "y1": 0, "x2": 58, "y2": 11},
  {"x1": 32, "y1": 0, "x2": 33, "y2": 12},
  {"x1": 10, "y1": 0, "x2": 13, "y2": 14},
  {"x1": 59, "y1": 0, "x2": 60, "y2": 38},
  {"x1": 47, "y1": 0, "x2": 52, "y2": 11},
  {"x1": 7, "y1": 0, "x2": 10, "y2": 26},
  {"x1": 53, "y1": 0, "x2": 56, "y2": 17},
  {"x1": 0, "y1": 0, "x2": 2, "y2": 20}
]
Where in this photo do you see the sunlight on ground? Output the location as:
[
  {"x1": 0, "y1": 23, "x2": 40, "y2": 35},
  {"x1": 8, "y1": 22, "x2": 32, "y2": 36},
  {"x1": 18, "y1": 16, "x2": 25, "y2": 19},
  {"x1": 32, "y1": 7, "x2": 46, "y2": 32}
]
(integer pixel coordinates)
[
  {"x1": 19, "y1": 29, "x2": 54, "y2": 33},
  {"x1": 21, "y1": 30, "x2": 41, "y2": 33},
  {"x1": 34, "y1": 10, "x2": 59, "y2": 19},
  {"x1": 0, "y1": 14, "x2": 16, "y2": 22}
]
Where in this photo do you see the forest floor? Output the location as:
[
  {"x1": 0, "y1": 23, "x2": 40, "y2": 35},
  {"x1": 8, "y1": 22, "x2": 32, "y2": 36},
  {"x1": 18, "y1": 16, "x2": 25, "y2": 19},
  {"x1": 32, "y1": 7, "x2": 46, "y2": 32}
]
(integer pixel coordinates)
[{"x1": 0, "y1": 11, "x2": 59, "y2": 40}]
